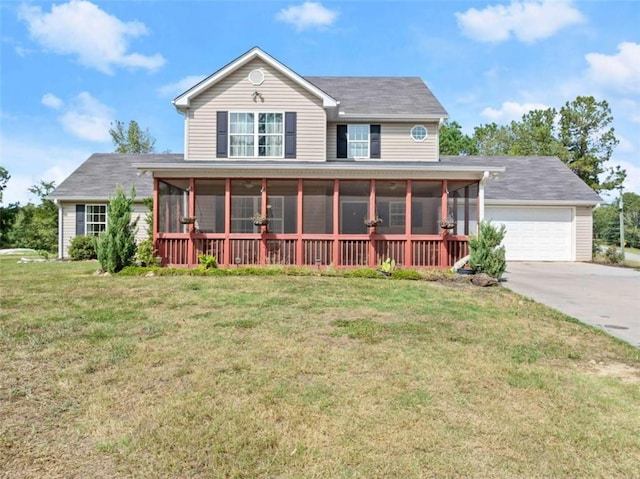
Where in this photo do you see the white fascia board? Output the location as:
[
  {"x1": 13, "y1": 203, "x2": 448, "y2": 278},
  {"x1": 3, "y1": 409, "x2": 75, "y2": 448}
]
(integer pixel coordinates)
[
  {"x1": 337, "y1": 113, "x2": 447, "y2": 122},
  {"x1": 173, "y1": 47, "x2": 338, "y2": 109},
  {"x1": 485, "y1": 199, "x2": 600, "y2": 206},
  {"x1": 134, "y1": 162, "x2": 503, "y2": 180}
]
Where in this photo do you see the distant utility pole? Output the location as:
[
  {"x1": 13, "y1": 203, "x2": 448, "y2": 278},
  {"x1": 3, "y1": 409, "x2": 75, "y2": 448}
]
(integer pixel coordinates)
[{"x1": 618, "y1": 186, "x2": 625, "y2": 262}]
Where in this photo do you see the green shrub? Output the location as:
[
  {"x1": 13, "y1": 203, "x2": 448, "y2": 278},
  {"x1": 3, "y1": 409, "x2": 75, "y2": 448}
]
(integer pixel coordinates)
[
  {"x1": 342, "y1": 268, "x2": 381, "y2": 279},
  {"x1": 391, "y1": 269, "x2": 423, "y2": 280},
  {"x1": 198, "y1": 253, "x2": 218, "y2": 270},
  {"x1": 69, "y1": 235, "x2": 97, "y2": 260},
  {"x1": 604, "y1": 245, "x2": 622, "y2": 264},
  {"x1": 136, "y1": 238, "x2": 159, "y2": 267},
  {"x1": 468, "y1": 221, "x2": 507, "y2": 279},
  {"x1": 97, "y1": 186, "x2": 138, "y2": 273}
]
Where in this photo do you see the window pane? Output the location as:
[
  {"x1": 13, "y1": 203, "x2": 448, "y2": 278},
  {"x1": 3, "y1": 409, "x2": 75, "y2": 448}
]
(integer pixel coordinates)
[
  {"x1": 411, "y1": 181, "x2": 442, "y2": 235},
  {"x1": 230, "y1": 180, "x2": 261, "y2": 233},
  {"x1": 267, "y1": 180, "x2": 297, "y2": 234},
  {"x1": 376, "y1": 181, "x2": 406, "y2": 234},
  {"x1": 303, "y1": 181, "x2": 333, "y2": 234},
  {"x1": 339, "y1": 181, "x2": 369, "y2": 234},
  {"x1": 195, "y1": 180, "x2": 225, "y2": 233},
  {"x1": 159, "y1": 179, "x2": 189, "y2": 233}
]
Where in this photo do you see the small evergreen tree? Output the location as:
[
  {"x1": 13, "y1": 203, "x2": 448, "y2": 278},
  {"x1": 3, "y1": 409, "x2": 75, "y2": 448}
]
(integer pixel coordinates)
[
  {"x1": 468, "y1": 221, "x2": 507, "y2": 279},
  {"x1": 97, "y1": 186, "x2": 138, "y2": 273}
]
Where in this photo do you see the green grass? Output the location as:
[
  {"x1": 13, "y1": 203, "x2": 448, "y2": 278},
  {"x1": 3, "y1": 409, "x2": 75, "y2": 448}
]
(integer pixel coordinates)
[{"x1": 1, "y1": 257, "x2": 640, "y2": 478}]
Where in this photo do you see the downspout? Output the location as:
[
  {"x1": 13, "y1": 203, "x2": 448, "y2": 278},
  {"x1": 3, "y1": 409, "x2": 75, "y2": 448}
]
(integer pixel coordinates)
[{"x1": 478, "y1": 171, "x2": 490, "y2": 226}]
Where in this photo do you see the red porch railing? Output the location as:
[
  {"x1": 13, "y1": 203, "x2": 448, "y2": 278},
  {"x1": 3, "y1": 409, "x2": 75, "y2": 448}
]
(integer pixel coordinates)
[{"x1": 156, "y1": 234, "x2": 468, "y2": 268}]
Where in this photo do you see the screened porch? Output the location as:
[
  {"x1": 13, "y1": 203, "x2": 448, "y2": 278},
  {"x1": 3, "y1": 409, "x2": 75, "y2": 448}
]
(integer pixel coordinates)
[{"x1": 153, "y1": 178, "x2": 478, "y2": 268}]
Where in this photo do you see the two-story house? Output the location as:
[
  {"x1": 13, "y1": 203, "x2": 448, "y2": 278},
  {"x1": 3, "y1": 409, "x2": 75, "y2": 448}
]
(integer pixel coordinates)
[{"x1": 51, "y1": 47, "x2": 601, "y2": 267}]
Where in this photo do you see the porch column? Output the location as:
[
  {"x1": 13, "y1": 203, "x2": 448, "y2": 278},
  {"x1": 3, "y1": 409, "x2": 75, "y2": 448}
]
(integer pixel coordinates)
[
  {"x1": 224, "y1": 179, "x2": 231, "y2": 267},
  {"x1": 333, "y1": 179, "x2": 340, "y2": 267},
  {"x1": 441, "y1": 180, "x2": 449, "y2": 268},
  {"x1": 152, "y1": 177, "x2": 159, "y2": 248},
  {"x1": 369, "y1": 179, "x2": 376, "y2": 267},
  {"x1": 296, "y1": 179, "x2": 303, "y2": 266},
  {"x1": 405, "y1": 180, "x2": 412, "y2": 267},
  {"x1": 464, "y1": 185, "x2": 470, "y2": 236},
  {"x1": 478, "y1": 173, "x2": 486, "y2": 227},
  {"x1": 260, "y1": 178, "x2": 267, "y2": 265},
  {"x1": 187, "y1": 178, "x2": 196, "y2": 266}
]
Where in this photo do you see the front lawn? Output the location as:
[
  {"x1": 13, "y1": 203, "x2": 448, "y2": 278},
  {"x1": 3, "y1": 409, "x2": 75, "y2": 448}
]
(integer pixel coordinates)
[{"x1": 1, "y1": 258, "x2": 639, "y2": 478}]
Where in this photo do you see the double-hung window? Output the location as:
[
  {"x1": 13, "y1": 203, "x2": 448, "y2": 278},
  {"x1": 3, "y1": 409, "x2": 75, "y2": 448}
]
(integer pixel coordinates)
[
  {"x1": 229, "y1": 112, "x2": 283, "y2": 158},
  {"x1": 347, "y1": 125, "x2": 369, "y2": 158},
  {"x1": 85, "y1": 204, "x2": 107, "y2": 235}
]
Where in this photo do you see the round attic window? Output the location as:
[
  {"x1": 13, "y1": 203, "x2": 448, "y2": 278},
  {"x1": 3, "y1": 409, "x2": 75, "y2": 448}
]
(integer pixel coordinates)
[
  {"x1": 248, "y1": 69, "x2": 265, "y2": 86},
  {"x1": 411, "y1": 125, "x2": 428, "y2": 142}
]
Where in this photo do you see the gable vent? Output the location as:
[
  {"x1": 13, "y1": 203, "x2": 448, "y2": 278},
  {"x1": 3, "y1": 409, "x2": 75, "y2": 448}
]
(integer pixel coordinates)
[{"x1": 248, "y1": 69, "x2": 265, "y2": 86}]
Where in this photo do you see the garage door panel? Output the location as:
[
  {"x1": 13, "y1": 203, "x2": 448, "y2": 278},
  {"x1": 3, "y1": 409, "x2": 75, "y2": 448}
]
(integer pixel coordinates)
[{"x1": 485, "y1": 207, "x2": 573, "y2": 261}]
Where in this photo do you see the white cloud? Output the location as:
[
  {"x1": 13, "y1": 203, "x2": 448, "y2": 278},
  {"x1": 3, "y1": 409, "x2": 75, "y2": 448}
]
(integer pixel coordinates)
[
  {"x1": 585, "y1": 42, "x2": 640, "y2": 95},
  {"x1": 18, "y1": 0, "x2": 165, "y2": 74},
  {"x1": 276, "y1": 2, "x2": 338, "y2": 31},
  {"x1": 157, "y1": 75, "x2": 206, "y2": 98},
  {"x1": 59, "y1": 92, "x2": 114, "y2": 142},
  {"x1": 41, "y1": 93, "x2": 64, "y2": 110},
  {"x1": 481, "y1": 101, "x2": 550, "y2": 122},
  {"x1": 0, "y1": 133, "x2": 91, "y2": 205},
  {"x1": 456, "y1": 0, "x2": 584, "y2": 43}
]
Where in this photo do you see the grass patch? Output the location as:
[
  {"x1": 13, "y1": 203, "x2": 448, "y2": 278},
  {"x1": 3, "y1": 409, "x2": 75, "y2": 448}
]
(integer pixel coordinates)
[{"x1": 1, "y1": 258, "x2": 639, "y2": 477}]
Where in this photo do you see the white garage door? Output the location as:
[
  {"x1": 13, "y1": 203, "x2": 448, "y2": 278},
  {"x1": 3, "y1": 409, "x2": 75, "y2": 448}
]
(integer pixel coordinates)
[{"x1": 485, "y1": 207, "x2": 574, "y2": 261}]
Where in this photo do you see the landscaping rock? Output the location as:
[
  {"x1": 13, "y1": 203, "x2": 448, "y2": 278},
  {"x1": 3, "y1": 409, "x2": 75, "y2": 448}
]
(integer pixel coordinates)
[{"x1": 471, "y1": 273, "x2": 498, "y2": 287}]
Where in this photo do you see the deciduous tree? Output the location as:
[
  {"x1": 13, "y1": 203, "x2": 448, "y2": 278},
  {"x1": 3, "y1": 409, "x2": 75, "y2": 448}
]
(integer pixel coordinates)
[{"x1": 109, "y1": 120, "x2": 156, "y2": 154}]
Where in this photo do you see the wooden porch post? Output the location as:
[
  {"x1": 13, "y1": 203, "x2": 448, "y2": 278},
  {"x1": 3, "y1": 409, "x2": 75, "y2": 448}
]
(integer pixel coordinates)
[
  {"x1": 405, "y1": 180, "x2": 412, "y2": 267},
  {"x1": 333, "y1": 179, "x2": 340, "y2": 267},
  {"x1": 441, "y1": 180, "x2": 449, "y2": 268},
  {"x1": 369, "y1": 179, "x2": 376, "y2": 267},
  {"x1": 187, "y1": 178, "x2": 196, "y2": 266},
  {"x1": 223, "y1": 179, "x2": 231, "y2": 267},
  {"x1": 296, "y1": 179, "x2": 303, "y2": 266},
  {"x1": 260, "y1": 178, "x2": 267, "y2": 265}
]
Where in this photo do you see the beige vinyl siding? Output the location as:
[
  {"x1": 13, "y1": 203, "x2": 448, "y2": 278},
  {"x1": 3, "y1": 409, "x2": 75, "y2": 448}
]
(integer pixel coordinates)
[
  {"x1": 59, "y1": 202, "x2": 149, "y2": 258},
  {"x1": 326, "y1": 122, "x2": 439, "y2": 162},
  {"x1": 187, "y1": 58, "x2": 326, "y2": 161},
  {"x1": 60, "y1": 202, "x2": 76, "y2": 258},
  {"x1": 575, "y1": 206, "x2": 593, "y2": 261}
]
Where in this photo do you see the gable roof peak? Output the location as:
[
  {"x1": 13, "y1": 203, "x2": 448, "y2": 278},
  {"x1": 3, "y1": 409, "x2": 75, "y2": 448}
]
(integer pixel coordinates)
[{"x1": 173, "y1": 47, "x2": 338, "y2": 110}]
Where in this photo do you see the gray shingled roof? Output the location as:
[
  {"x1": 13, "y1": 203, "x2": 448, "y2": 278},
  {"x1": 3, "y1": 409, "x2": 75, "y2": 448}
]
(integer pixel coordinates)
[
  {"x1": 441, "y1": 155, "x2": 602, "y2": 203},
  {"x1": 305, "y1": 77, "x2": 448, "y2": 117},
  {"x1": 50, "y1": 153, "x2": 183, "y2": 200},
  {"x1": 51, "y1": 154, "x2": 600, "y2": 205}
]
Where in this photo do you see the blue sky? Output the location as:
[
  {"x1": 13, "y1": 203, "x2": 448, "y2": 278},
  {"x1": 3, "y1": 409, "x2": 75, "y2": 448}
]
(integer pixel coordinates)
[{"x1": 1, "y1": 0, "x2": 638, "y2": 204}]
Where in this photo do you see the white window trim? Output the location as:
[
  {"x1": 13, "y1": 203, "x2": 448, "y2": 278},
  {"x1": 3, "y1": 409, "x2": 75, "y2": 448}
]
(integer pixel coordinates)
[
  {"x1": 347, "y1": 124, "x2": 370, "y2": 159},
  {"x1": 229, "y1": 111, "x2": 285, "y2": 159},
  {"x1": 85, "y1": 203, "x2": 107, "y2": 236},
  {"x1": 410, "y1": 125, "x2": 428, "y2": 142}
]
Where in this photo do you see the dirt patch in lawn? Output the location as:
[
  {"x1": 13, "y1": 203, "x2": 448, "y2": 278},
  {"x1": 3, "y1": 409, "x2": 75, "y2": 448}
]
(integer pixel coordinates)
[{"x1": 591, "y1": 361, "x2": 640, "y2": 383}]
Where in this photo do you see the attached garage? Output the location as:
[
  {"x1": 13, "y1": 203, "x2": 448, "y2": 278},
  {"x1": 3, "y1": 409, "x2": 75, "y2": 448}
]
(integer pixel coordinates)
[{"x1": 485, "y1": 206, "x2": 574, "y2": 261}]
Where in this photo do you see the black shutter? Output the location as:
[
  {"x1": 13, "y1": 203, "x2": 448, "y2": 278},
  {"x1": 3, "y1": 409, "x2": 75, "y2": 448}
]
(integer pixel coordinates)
[
  {"x1": 216, "y1": 111, "x2": 228, "y2": 158},
  {"x1": 337, "y1": 124, "x2": 347, "y2": 158},
  {"x1": 370, "y1": 125, "x2": 381, "y2": 159},
  {"x1": 76, "y1": 204, "x2": 85, "y2": 235},
  {"x1": 284, "y1": 112, "x2": 297, "y2": 158}
]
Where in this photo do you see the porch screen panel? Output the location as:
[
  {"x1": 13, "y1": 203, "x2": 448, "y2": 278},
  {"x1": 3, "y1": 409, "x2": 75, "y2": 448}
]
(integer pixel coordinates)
[
  {"x1": 448, "y1": 181, "x2": 479, "y2": 235},
  {"x1": 158, "y1": 179, "x2": 189, "y2": 233},
  {"x1": 230, "y1": 180, "x2": 261, "y2": 233},
  {"x1": 195, "y1": 180, "x2": 225, "y2": 233},
  {"x1": 411, "y1": 181, "x2": 442, "y2": 235},
  {"x1": 339, "y1": 181, "x2": 370, "y2": 235},
  {"x1": 267, "y1": 180, "x2": 297, "y2": 234},
  {"x1": 303, "y1": 181, "x2": 333, "y2": 234},
  {"x1": 375, "y1": 181, "x2": 406, "y2": 234}
]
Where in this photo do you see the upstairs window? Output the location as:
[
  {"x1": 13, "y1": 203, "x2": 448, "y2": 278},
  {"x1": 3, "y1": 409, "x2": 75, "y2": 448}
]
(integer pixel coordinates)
[
  {"x1": 229, "y1": 112, "x2": 283, "y2": 158},
  {"x1": 347, "y1": 125, "x2": 369, "y2": 158}
]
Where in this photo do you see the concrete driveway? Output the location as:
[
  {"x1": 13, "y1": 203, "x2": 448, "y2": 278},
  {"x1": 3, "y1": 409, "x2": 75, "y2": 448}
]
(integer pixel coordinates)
[{"x1": 503, "y1": 262, "x2": 640, "y2": 347}]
